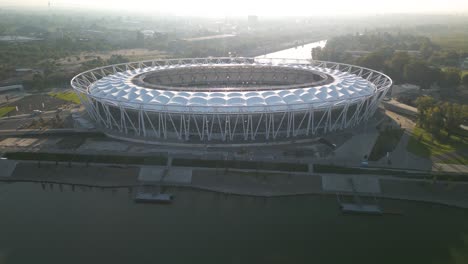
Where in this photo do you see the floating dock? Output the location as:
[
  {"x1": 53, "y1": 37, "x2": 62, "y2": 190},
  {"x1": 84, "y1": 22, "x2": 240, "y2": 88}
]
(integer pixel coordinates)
[
  {"x1": 135, "y1": 192, "x2": 173, "y2": 204},
  {"x1": 337, "y1": 178, "x2": 383, "y2": 215},
  {"x1": 340, "y1": 203, "x2": 383, "y2": 215}
]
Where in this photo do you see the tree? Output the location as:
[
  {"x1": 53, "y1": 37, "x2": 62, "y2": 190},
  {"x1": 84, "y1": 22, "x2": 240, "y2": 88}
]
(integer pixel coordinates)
[
  {"x1": 31, "y1": 73, "x2": 45, "y2": 90},
  {"x1": 81, "y1": 57, "x2": 105, "y2": 70},
  {"x1": 40, "y1": 59, "x2": 57, "y2": 77},
  {"x1": 403, "y1": 60, "x2": 437, "y2": 89},
  {"x1": 462, "y1": 74, "x2": 468, "y2": 88},
  {"x1": 107, "y1": 54, "x2": 129, "y2": 65},
  {"x1": 419, "y1": 41, "x2": 436, "y2": 59},
  {"x1": 311, "y1": 47, "x2": 322, "y2": 60},
  {"x1": 415, "y1": 96, "x2": 436, "y2": 128},
  {"x1": 427, "y1": 106, "x2": 444, "y2": 138},
  {"x1": 440, "y1": 67, "x2": 461, "y2": 88},
  {"x1": 441, "y1": 103, "x2": 464, "y2": 138},
  {"x1": 357, "y1": 52, "x2": 385, "y2": 70},
  {"x1": 386, "y1": 51, "x2": 410, "y2": 84},
  {"x1": 136, "y1": 30, "x2": 145, "y2": 48}
]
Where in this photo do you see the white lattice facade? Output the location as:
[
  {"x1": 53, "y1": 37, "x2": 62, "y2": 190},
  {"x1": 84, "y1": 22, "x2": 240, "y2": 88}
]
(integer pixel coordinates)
[{"x1": 71, "y1": 57, "x2": 392, "y2": 145}]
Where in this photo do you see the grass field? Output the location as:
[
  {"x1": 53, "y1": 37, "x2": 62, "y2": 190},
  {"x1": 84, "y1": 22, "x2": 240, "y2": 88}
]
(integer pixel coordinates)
[
  {"x1": 49, "y1": 91, "x2": 81, "y2": 104},
  {"x1": 0, "y1": 106, "x2": 15, "y2": 117},
  {"x1": 441, "y1": 67, "x2": 468, "y2": 76},
  {"x1": 441, "y1": 156, "x2": 468, "y2": 166},
  {"x1": 407, "y1": 126, "x2": 468, "y2": 165}
]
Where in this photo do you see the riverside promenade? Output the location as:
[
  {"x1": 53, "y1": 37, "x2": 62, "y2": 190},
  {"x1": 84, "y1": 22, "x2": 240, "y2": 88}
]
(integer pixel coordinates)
[{"x1": 2, "y1": 160, "x2": 468, "y2": 209}]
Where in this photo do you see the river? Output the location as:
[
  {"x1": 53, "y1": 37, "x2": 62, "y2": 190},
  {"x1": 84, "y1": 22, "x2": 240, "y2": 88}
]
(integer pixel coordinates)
[
  {"x1": 1, "y1": 41, "x2": 468, "y2": 264},
  {"x1": 0, "y1": 183, "x2": 467, "y2": 263},
  {"x1": 256, "y1": 40, "x2": 327, "y2": 60}
]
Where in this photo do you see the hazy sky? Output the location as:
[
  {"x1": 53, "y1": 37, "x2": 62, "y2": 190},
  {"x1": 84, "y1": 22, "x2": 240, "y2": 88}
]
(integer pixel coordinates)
[{"x1": 1, "y1": 0, "x2": 468, "y2": 16}]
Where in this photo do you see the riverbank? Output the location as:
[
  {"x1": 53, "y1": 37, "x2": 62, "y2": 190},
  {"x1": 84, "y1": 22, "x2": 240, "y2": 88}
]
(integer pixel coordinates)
[{"x1": 2, "y1": 160, "x2": 468, "y2": 209}]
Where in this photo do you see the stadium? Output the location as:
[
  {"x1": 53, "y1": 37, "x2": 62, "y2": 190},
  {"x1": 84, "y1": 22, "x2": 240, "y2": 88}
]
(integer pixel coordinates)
[{"x1": 71, "y1": 57, "x2": 392, "y2": 146}]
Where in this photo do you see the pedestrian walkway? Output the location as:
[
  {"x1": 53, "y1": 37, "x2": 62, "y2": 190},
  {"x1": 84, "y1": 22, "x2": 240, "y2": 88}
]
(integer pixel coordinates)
[
  {"x1": 321, "y1": 174, "x2": 381, "y2": 193},
  {"x1": 332, "y1": 125, "x2": 379, "y2": 165},
  {"x1": 0, "y1": 159, "x2": 17, "y2": 177},
  {"x1": 380, "y1": 131, "x2": 432, "y2": 170},
  {"x1": 138, "y1": 166, "x2": 192, "y2": 184}
]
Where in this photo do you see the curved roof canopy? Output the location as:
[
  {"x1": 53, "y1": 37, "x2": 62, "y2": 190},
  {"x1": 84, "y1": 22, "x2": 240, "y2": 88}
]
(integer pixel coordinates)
[{"x1": 88, "y1": 62, "x2": 376, "y2": 113}]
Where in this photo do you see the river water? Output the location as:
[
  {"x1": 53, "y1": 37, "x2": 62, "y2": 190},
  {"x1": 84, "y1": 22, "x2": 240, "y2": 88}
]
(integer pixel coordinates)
[
  {"x1": 256, "y1": 40, "x2": 327, "y2": 59},
  {"x1": 0, "y1": 183, "x2": 467, "y2": 264},
  {"x1": 1, "y1": 42, "x2": 468, "y2": 263}
]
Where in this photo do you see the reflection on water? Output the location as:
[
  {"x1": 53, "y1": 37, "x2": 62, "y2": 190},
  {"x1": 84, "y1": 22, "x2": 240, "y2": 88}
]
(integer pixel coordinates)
[
  {"x1": 257, "y1": 40, "x2": 327, "y2": 60},
  {"x1": 0, "y1": 182, "x2": 467, "y2": 264}
]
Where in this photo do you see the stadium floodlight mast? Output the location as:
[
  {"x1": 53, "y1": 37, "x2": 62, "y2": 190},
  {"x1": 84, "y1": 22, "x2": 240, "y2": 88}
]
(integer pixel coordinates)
[{"x1": 71, "y1": 57, "x2": 392, "y2": 146}]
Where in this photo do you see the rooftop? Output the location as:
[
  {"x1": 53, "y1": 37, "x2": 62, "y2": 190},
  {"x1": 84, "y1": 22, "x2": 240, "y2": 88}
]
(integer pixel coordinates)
[{"x1": 88, "y1": 62, "x2": 376, "y2": 113}]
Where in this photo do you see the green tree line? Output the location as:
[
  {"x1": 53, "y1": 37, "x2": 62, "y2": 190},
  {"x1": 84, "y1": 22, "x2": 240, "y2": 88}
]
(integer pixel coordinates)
[
  {"x1": 312, "y1": 33, "x2": 468, "y2": 90},
  {"x1": 415, "y1": 96, "x2": 468, "y2": 139}
]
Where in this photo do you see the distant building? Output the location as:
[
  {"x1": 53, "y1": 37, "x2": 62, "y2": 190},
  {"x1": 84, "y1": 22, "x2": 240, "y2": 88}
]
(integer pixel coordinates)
[
  {"x1": 15, "y1": 68, "x2": 40, "y2": 81},
  {"x1": 395, "y1": 50, "x2": 421, "y2": 57},
  {"x1": 0, "y1": 36, "x2": 43, "y2": 43},
  {"x1": 140, "y1": 30, "x2": 155, "y2": 39},
  {"x1": 390, "y1": 83, "x2": 420, "y2": 97},
  {"x1": 182, "y1": 34, "x2": 236, "y2": 42},
  {"x1": 0, "y1": 84, "x2": 23, "y2": 94},
  {"x1": 345, "y1": 50, "x2": 371, "y2": 59},
  {"x1": 15, "y1": 68, "x2": 37, "y2": 76}
]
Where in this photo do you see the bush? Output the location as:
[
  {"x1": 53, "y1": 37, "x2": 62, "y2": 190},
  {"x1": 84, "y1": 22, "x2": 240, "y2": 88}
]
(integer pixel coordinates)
[
  {"x1": 462, "y1": 74, "x2": 468, "y2": 87},
  {"x1": 0, "y1": 106, "x2": 15, "y2": 117}
]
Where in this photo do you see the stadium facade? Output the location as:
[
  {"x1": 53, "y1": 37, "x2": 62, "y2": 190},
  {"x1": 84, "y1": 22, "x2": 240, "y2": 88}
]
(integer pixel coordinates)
[{"x1": 71, "y1": 57, "x2": 392, "y2": 145}]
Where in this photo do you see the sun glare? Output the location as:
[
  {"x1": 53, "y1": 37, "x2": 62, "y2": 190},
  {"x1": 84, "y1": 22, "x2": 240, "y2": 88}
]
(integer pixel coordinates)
[{"x1": 2, "y1": 0, "x2": 468, "y2": 16}]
